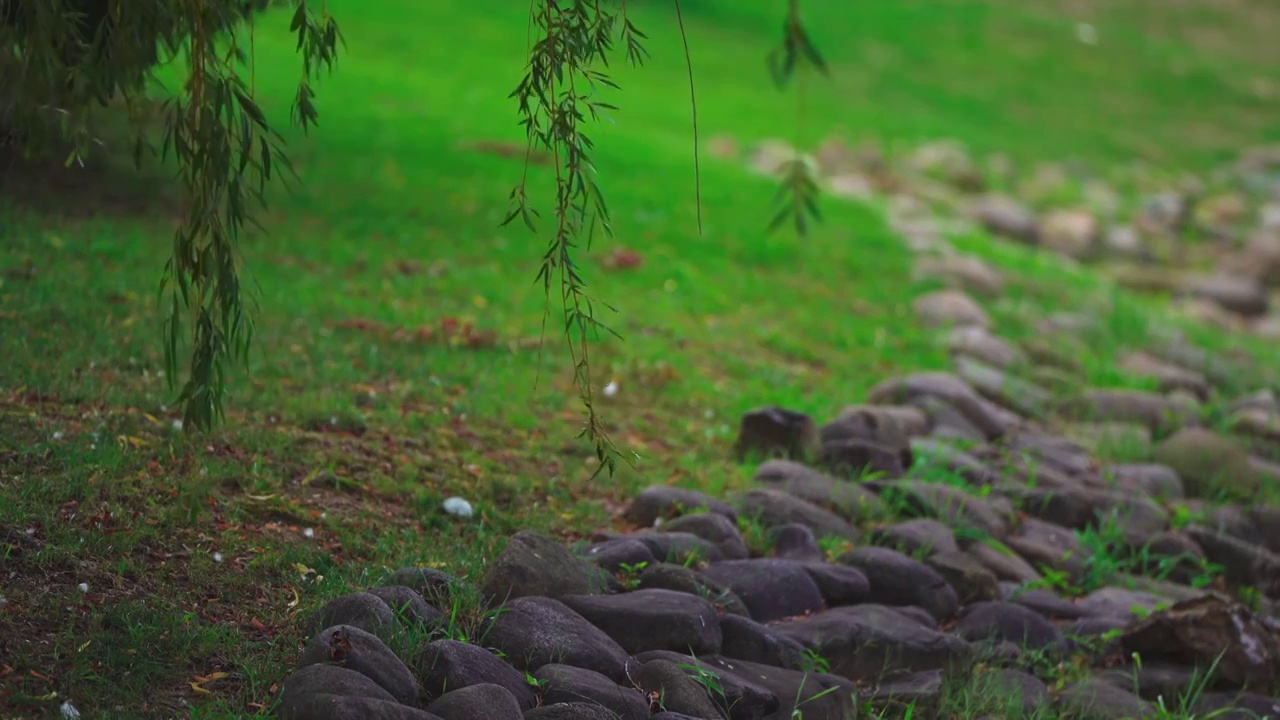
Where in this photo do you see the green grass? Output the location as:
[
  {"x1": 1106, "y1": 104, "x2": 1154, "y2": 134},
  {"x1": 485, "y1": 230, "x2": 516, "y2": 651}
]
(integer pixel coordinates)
[{"x1": 2, "y1": 0, "x2": 1279, "y2": 716}]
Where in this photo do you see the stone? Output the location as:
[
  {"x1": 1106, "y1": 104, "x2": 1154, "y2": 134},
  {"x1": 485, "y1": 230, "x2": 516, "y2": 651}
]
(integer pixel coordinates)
[
  {"x1": 623, "y1": 486, "x2": 737, "y2": 528},
  {"x1": 906, "y1": 439, "x2": 1001, "y2": 487},
  {"x1": 655, "y1": 653, "x2": 855, "y2": 720},
  {"x1": 1097, "y1": 662, "x2": 1201, "y2": 705},
  {"x1": 973, "y1": 668, "x2": 1050, "y2": 715},
  {"x1": 276, "y1": 664, "x2": 437, "y2": 720},
  {"x1": 1120, "y1": 594, "x2": 1280, "y2": 690},
  {"x1": 661, "y1": 513, "x2": 749, "y2": 561},
  {"x1": 1001, "y1": 584, "x2": 1086, "y2": 621},
  {"x1": 636, "y1": 563, "x2": 749, "y2": 617},
  {"x1": 631, "y1": 531, "x2": 725, "y2": 566},
  {"x1": 482, "y1": 530, "x2": 605, "y2": 601},
  {"x1": 1194, "y1": 691, "x2": 1280, "y2": 720},
  {"x1": 773, "y1": 604, "x2": 972, "y2": 681},
  {"x1": 912, "y1": 253, "x2": 1005, "y2": 297},
  {"x1": 1077, "y1": 587, "x2": 1169, "y2": 619},
  {"x1": 868, "y1": 372, "x2": 1009, "y2": 441},
  {"x1": 580, "y1": 538, "x2": 657, "y2": 573},
  {"x1": 1117, "y1": 351, "x2": 1211, "y2": 400},
  {"x1": 1250, "y1": 506, "x2": 1280, "y2": 555},
  {"x1": 1063, "y1": 422, "x2": 1153, "y2": 458},
  {"x1": 736, "y1": 489, "x2": 860, "y2": 542},
  {"x1": 771, "y1": 524, "x2": 824, "y2": 562},
  {"x1": 924, "y1": 550, "x2": 1000, "y2": 603},
  {"x1": 698, "y1": 559, "x2": 826, "y2": 623},
  {"x1": 718, "y1": 613, "x2": 806, "y2": 670},
  {"x1": 952, "y1": 601, "x2": 1061, "y2": 651},
  {"x1": 298, "y1": 625, "x2": 421, "y2": 706},
  {"x1": 817, "y1": 439, "x2": 909, "y2": 479},
  {"x1": 954, "y1": 356, "x2": 1052, "y2": 419},
  {"x1": 799, "y1": 563, "x2": 871, "y2": 608},
  {"x1": 1055, "y1": 677, "x2": 1155, "y2": 719},
  {"x1": 531, "y1": 664, "x2": 650, "y2": 720},
  {"x1": 312, "y1": 593, "x2": 398, "y2": 636},
  {"x1": 636, "y1": 650, "x2": 782, "y2": 719},
  {"x1": 386, "y1": 568, "x2": 465, "y2": 607},
  {"x1": 869, "y1": 518, "x2": 959, "y2": 557},
  {"x1": 880, "y1": 476, "x2": 1008, "y2": 538},
  {"x1": 427, "y1": 684, "x2": 523, "y2": 720},
  {"x1": 524, "y1": 704, "x2": 618, "y2": 720},
  {"x1": 561, "y1": 589, "x2": 722, "y2": 657},
  {"x1": 635, "y1": 659, "x2": 726, "y2": 719},
  {"x1": 416, "y1": 639, "x2": 538, "y2": 709},
  {"x1": 972, "y1": 194, "x2": 1038, "y2": 243},
  {"x1": 733, "y1": 407, "x2": 819, "y2": 461},
  {"x1": 753, "y1": 460, "x2": 885, "y2": 522},
  {"x1": 1183, "y1": 525, "x2": 1280, "y2": 596},
  {"x1": 1104, "y1": 463, "x2": 1185, "y2": 500},
  {"x1": 864, "y1": 669, "x2": 944, "y2": 713},
  {"x1": 366, "y1": 586, "x2": 444, "y2": 628},
  {"x1": 946, "y1": 326, "x2": 1026, "y2": 369},
  {"x1": 1154, "y1": 428, "x2": 1264, "y2": 501},
  {"x1": 838, "y1": 546, "x2": 960, "y2": 620},
  {"x1": 820, "y1": 406, "x2": 915, "y2": 459},
  {"x1": 913, "y1": 290, "x2": 990, "y2": 329},
  {"x1": 1185, "y1": 274, "x2": 1269, "y2": 317},
  {"x1": 1040, "y1": 209, "x2": 1101, "y2": 259},
  {"x1": 483, "y1": 596, "x2": 634, "y2": 682},
  {"x1": 967, "y1": 541, "x2": 1042, "y2": 584},
  {"x1": 1059, "y1": 388, "x2": 1192, "y2": 435}
]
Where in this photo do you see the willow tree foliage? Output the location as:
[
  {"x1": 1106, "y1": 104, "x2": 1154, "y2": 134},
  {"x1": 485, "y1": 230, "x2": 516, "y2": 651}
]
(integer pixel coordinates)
[{"x1": 1, "y1": 0, "x2": 825, "y2": 476}]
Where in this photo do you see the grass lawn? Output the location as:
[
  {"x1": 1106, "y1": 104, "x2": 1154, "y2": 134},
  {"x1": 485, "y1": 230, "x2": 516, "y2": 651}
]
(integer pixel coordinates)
[{"x1": 2, "y1": 0, "x2": 1279, "y2": 716}]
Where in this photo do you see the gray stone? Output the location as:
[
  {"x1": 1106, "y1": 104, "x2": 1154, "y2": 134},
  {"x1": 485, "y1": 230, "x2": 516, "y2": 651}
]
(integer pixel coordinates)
[
  {"x1": 838, "y1": 546, "x2": 959, "y2": 620},
  {"x1": 967, "y1": 541, "x2": 1042, "y2": 584},
  {"x1": 580, "y1": 538, "x2": 657, "y2": 573},
  {"x1": 924, "y1": 550, "x2": 1000, "y2": 604},
  {"x1": 771, "y1": 523, "x2": 824, "y2": 562},
  {"x1": 417, "y1": 639, "x2": 538, "y2": 709},
  {"x1": 869, "y1": 518, "x2": 959, "y2": 557},
  {"x1": 482, "y1": 530, "x2": 606, "y2": 602},
  {"x1": 532, "y1": 664, "x2": 650, "y2": 720},
  {"x1": 1154, "y1": 428, "x2": 1265, "y2": 501},
  {"x1": 736, "y1": 489, "x2": 859, "y2": 542},
  {"x1": 277, "y1": 664, "x2": 439, "y2": 720},
  {"x1": 299, "y1": 624, "x2": 421, "y2": 706},
  {"x1": 366, "y1": 586, "x2": 443, "y2": 628},
  {"x1": 698, "y1": 559, "x2": 826, "y2": 623},
  {"x1": 733, "y1": 406, "x2": 819, "y2": 461},
  {"x1": 623, "y1": 486, "x2": 737, "y2": 528},
  {"x1": 867, "y1": 372, "x2": 1009, "y2": 441},
  {"x1": 972, "y1": 194, "x2": 1038, "y2": 243},
  {"x1": 753, "y1": 460, "x2": 885, "y2": 522},
  {"x1": 1055, "y1": 677, "x2": 1155, "y2": 719},
  {"x1": 561, "y1": 589, "x2": 722, "y2": 656},
  {"x1": 427, "y1": 684, "x2": 523, "y2": 720},
  {"x1": 635, "y1": 659, "x2": 726, "y2": 719},
  {"x1": 662, "y1": 513, "x2": 749, "y2": 561},
  {"x1": 952, "y1": 601, "x2": 1061, "y2": 650},
  {"x1": 954, "y1": 355, "x2": 1051, "y2": 419},
  {"x1": 946, "y1": 326, "x2": 1026, "y2": 369},
  {"x1": 636, "y1": 563, "x2": 749, "y2": 617},
  {"x1": 1104, "y1": 463, "x2": 1184, "y2": 500},
  {"x1": 913, "y1": 290, "x2": 991, "y2": 329},
  {"x1": 523, "y1": 704, "x2": 618, "y2": 720},
  {"x1": 1185, "y1": 274, "x2": 1269, "y2": 317},
  {"x1": 718, "y1": 613, "x2": 805, "y2": 670},
  {"x1": 633, "y1": 531, "x2": 725, "y2": 566},
  {"x1": 484, "y1": 596, "x2": 634, "y2": 682},
  {"x1": 773, "y1": 604, "x2": 973, "y2": 681},
  {"x1": 312, "y1": 592, "x2": 398, "y2": 636}
]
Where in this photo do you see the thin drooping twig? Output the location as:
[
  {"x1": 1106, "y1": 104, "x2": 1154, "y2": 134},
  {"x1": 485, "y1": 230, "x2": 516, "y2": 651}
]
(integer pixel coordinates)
[{"x1": 672, "y1": 0, "x2": 702, "y2": 236}]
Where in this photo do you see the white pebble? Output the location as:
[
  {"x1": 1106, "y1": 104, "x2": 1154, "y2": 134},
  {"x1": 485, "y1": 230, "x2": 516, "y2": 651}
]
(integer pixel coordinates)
[
  {"x1": 1076, "y1": 22, "x2": 1098, "y2": 45},
  {"x1": 171, "y1": 419, "x2": 183, "y2": 431},
  {"x1": 603, "y1": 380, "x2": 619, "y2": 397},
  {"x1": 60, "y1": 701, "x2": 81, "y2": 719},
  {"x1": 77, "y1": 583, "x2": 88, "y2": 593},
  {"x1": 213, "y1": 552, "x2": 224, "y2": 563},
  {"x1": 442, "y1": 497, "x2": 474, "y2": 518},
  {"x1": 52, "y1": 431, "x2": 64, "y2": 441},
  {"x1": 302, "y1": 528, "x2": 314, "y2": 538}
]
